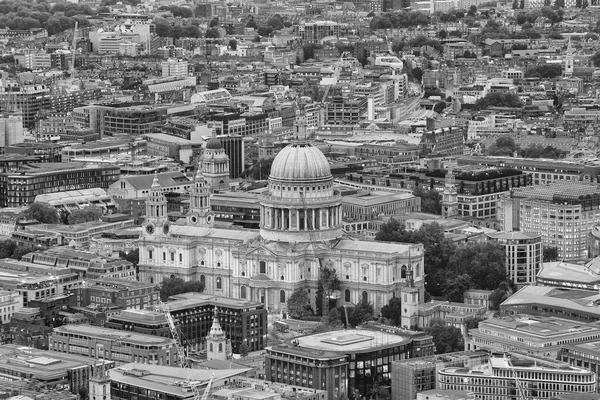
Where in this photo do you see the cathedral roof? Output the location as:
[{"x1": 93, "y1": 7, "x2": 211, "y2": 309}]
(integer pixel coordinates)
[
  {"x1": 269, "y1": 142, "x2": 332, "y2": 182},
  {"x1": 206, "y1": 137, "x2": 223, "y2": 150}
]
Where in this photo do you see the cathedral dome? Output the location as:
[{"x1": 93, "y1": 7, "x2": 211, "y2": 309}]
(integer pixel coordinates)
[
  {"x1": 205, "y1": 137, "x2": 223, "y2": 150},
  {"x1": 269, "y1": 142, "x2": 331, "y2": 182}
]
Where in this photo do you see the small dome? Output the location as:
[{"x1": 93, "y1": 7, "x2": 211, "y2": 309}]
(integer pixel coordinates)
[
  {"x1": 206, "y1": 137, "x2": 223, "y2": 150},
  {"x1": 269, "y1": 142, "x2": 331, "y2": 182}
]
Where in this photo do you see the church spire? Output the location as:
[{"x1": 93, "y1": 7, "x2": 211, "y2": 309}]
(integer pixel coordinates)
[{"x1": 206, "y1": 307, "x2": 227, "y2": 361}]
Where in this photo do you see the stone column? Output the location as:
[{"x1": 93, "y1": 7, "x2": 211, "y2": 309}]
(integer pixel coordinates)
[{"x1": 311, "y1": 208, "x2": 316, "y2": 231}]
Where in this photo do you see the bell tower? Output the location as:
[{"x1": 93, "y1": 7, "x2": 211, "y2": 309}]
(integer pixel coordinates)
[
  {"x1": 144, "y1": 173, "x2": 171, "y2": 237},
  {"x1": 442, "y1": 169, "x2": 458, "y2": 218},
  {"x1": 89, "y1": 361, "x2": 110, "y2": 400},
  {"x1": 206, "y1": 308, "x2": 227, "y2": 361},
  {"x1": 564, "y1": 37, "x2": 574, "y2": 78},
  {"x1": 187, "y1": 167, "x2": 214, "y2": 227}
]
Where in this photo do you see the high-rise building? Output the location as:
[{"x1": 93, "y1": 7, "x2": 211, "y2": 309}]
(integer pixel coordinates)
[
  {"x1": 486, "y1": 232, "x2": 542, "y2": 285},
  {"x1": 499, "y1": 181, "x2": 600, "y2": 260},
  {"x1": 161, "y1": 58, "x2": 189, "y2": 77},
  {"x1": 0, "y1": 115, "x2": 24, "y2": 147}
]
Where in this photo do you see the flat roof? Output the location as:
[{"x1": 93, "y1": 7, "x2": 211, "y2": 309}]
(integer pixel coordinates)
[
  {"x1": 538, "y1": 261, "x2": 600, "y2": 286},
  {"x1": 502, "y1": 286, "x2": 600, "y2": 319},
  {"x1": 164, "y1": 292, "x2": 264, "y2": 312},
  {"x1": 53, "y1": 324, "x2": 176, "y2": 345},
  {"x1": 109, "y1": 363, "x2": 251, "y2": 397},
  {"x1": 342, "y1": 191, "x2": 415, "y2": 206},
  {"x1": 293, "y1": 329, "x2": 410, "y2": 354}
]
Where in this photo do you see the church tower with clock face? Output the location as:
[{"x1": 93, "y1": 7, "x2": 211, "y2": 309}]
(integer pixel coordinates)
[
  {"x1": 143, "y1": 173, "x2": 171, "y2": 238},
  {"x1": 186, "y1": 166, "x2": 214, "y2": 227}
]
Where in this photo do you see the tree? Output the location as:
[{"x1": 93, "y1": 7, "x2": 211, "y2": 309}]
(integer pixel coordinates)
[
  {"x1": 465, "y1": 316, "x2": 485, "y2": 329},
  {"x1": 11, "y1": 246, "x2": 31, "y2": 261},
  {"x1": 324, "y1": 307, "x2": 342, "y2": 327},
  {"x1": 425, "y1": 318, "x2": 463, "y2": 354},
  {"x1": 209, "y1": 17, "x2": 219, "y2": 27},
  {"x1": 159, "y1": 276, "x2": 205, "y2": 301},
  {"x1": 119, "y1": 249, "x2": 139, "y2": 274},
  {"x1": 489, "y1": 280, "x2": 516, "y2": 310},
  {"x1": 245, "y1": 18, "x2": 258, "y2": 29},
  {"x1": 591, "y1": 51, "x2": 600, "y2": 67},
  {"x1": 438, "y1": 29, "x2": 447, "y2": 39},
  {"x1": 442, "y1": 274, "x2": 472, "y2": 302},
  {"x1": 21, "y1": 202, "x2": 59, "y2": 224},
  {"x1": 380, "y1": 296, "x2": 402, "y2": 326},
  {"x1": 413, "y1": 187, "x2": 442, "y2": 214},
  {"x1": 447, "y1": 242, "x2": 507, "y2": 291},
  {"x1": 287, "y1": 288, "x2": 312, "y2": 318},
  {"x1": 433, "y1": 101, "x2": 446, "y2": 114},
  {"x1": 525, "y1": 64, "x2": 562, "y2": 78},
  {"x1": 79, "y1": 386, "x2": 89, "y2": 400},
  {"x1": 238, "y1": 341, "x2": 250, "y2": 357},
  {"x1": 543, "y1": 247, "x2": 559, "y2": 262},
  {"x1": 228, "y1": 39, "x2": 237, "y2": 50},
  {"x1": 0, "y1": 239, "x2": 17, "y2": 259},
  {"x1": 205, "y1": 27, "x2": 220, "y2": 38},
  {"x1": 344, "y1": 299, "x2": 374, "y2": 327},
  {"x1": 474, "y1": 92, "x2": 522, "y2": 111},
  {"x1": 316, "y1": 267, "x2": 341, "y2": 316},
  {"x1": 487, "y1": 136, "x2": 519, "y2": 156},
  {"x1": 67, "y1": 206, "x2": 103, "y2": 225},
  {"x1": 267, "y1": 14, "x2": 285, "y2": 30}
]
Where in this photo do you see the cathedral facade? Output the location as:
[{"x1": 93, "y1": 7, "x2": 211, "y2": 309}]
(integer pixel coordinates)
[{"x1": 139, "y1": 140, "x2": 425, "y2": 320}]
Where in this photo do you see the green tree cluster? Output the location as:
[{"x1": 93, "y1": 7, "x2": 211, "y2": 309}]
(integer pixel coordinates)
[
  {"x1": 158, "y1": 5, "x2": 193, "y2": 18},
  {"x1": 474, "y1": 92, "x2": 523, "y2": 111},
  {"x1": 341, "y1": 298, "x2": 374, "y2": 327},
  {"x1": 159, "y1": 276, "x2": 205, "y2": 301},
  {"x1": 380, "y1": 296, "x2": 402, "y2": 326},
  {"x1": 425, "y1": 318, "x2": 463, "y2": 354},
  {"x1": 370, "y1": 11, "x2": 430, "y2": 30},
  {"x1": 413, "y1": 187, "x2": 442, "y2": 214},
  {"x1": 525, "y1": 63, "x2": 562, "y2": 78},
  {"x1": 21, "y1": 202, "x2": 59, "y2": 224},
  {"x1": 316, "y1": 267, "x2": 341, "y2": 316},
  {"x1": 376, "y1": 220, "x2": 510, "y2": 300},
  {"x1": 287, "y1": 289, "x2": 312, "y2": 318},
  {"x1": 154, "y1": 17, "x2": 201, "y2": 39},
  {"x1": 0, "y1": 239, "x2": 31, "y2": 261},
  {"x1": 486, "y1": 137, "x2": 568, "y2": 159},
  {"x1": 67, "y1": 206, "x2": 103, "y2": 225},
  {"x1": 0, "y1": 0, "x2": 93, "y2": 34}
]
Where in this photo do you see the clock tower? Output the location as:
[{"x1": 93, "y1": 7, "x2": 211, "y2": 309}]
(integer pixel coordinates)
[
  {"x1": 187, "y1": 168, "x2": 214, "y2": 227},
  {"x1": 144, "y1": 173, "x2": 171, "y2": 237}
]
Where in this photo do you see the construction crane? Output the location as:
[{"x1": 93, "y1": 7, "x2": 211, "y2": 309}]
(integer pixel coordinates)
[
  {"x1": 299, "y1": 191, "x2": 330, "y2": 317},
  {"x1": 70, "y1": 21, "x2": 78, "y2": 76},
  {"x1": 505, "y1": 354, "x2": 528, "y2": 400},
  {"x1": 159, "y1": 301, "x2": 202, "y2": 400},
  {"x1": 200, "y1": 374, "x2": 214, "y2": 400}
]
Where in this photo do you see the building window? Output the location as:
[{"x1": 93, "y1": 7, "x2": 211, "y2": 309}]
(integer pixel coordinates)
[
  {"x1": 148, "y1": 250, "x2": 153, "y2": 259},
  {"x1": 362, "y1": 291, "x2": 368, "y2": 303},
  {"x1": 179, "y1": 254, "x2": 182, "y2": 262},
  {"x1": 200, "y1": 275, "x2": 206, "y2": 287},
  {"x1": 260, "y1": 261, "x2": 266, "y2": 274},
  {"x1": 210, "y1": 343, "x2": 213, "y2": 352},
  {"x1": 241, "y1": 286, "x2": 247, "y2": 299},
  {"x1": 170, "y1": 253, "x2": 174, "y2": 262},
  {"x1": 345, "y1": 289, "x2": 350, "y2": 302},
  {"x1": 401, "y1": 265, "x2": 407, "y2": 279},
  {"x1": 280, "y1": 290, "x2": 286, "y2": 303},
  {"x1": 219, "y1": 343, "x2": 223, "y2": 352},
  {"x1": 216, "y1": 276, "x2": 222, "y2": 289}
]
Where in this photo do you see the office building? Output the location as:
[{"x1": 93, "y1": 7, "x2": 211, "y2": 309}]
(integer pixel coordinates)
[
  {"x1": 299, "y1": 21, "x2": 349, "y2": 43},
  {"x1": 0, "y1": 162, "x2": 120, "y2": 207},
  {"x1": 391, "y1": 351, "x2": 489, "y2": 400},
  {"x1": 211, "y1": 191, "x2": 261, "y2": 229},
  {"x1": 0, "y1": 82, "x2": 50, "y2": 128},
  {"x1": 161, "y1": 58, "x2": 189, "y2": 77},
  {"x1": 266, "y1": 328, "x2": 435, "y2": 399},
  {"x1": 0, "y1": 344, "x2": 115, "y2": 395},
  {"x1": 342, "y1": 190, "x2": 421, "y2": 222},
  {"x1": 468, "y1": 315, "x2": 600, "y2": 357},
  {"x1": 107, "y1": 363, "x2": 252, "y2": 400},
  {"x1": 486, "y1": 232, "x2": 542, "y2": 285},
  {"x1": 69, "y1": 278, "x2": 159, "y2": 311},
  {"x1": 0, "y1": 115, "x2": 24, "y2": 147},
  {"x1": 501, "y1": 181, "x2": 600, "y2": 259},
  {"x1": 151, "y1": 292, "x2": 267, "y2": 353},
  {"x1": 0, "y1": 290, "x2": 22, "y2": 324},
  {"x1": 559, "y1": 339, "x2": 600, "y2": 393},
  {"x1": 437, "y1": 354, "x2": 595, "y2": 398},
  {"x1": 50, "y1": 324, "x2": 178, "y2": 365},
  {"x1": 500, "y1": 285, "x2": 600, "y2": 322}
]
